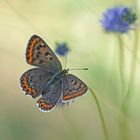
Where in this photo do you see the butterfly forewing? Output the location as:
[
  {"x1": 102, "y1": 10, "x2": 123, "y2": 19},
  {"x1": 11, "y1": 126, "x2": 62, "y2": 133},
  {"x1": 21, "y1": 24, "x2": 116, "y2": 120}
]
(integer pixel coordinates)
[
  {"x1": 20, "y1": 68, "x2": 53, "y2": 98},
  {"x1": 26, "y1": 35, "x2": 62, "y2": 73},
  {"x1": 63, "y1": 74, "x2": 87, "y2": 101},
  {"x1": 37, "y1": 80, "x2": 62, "y2": 112}
]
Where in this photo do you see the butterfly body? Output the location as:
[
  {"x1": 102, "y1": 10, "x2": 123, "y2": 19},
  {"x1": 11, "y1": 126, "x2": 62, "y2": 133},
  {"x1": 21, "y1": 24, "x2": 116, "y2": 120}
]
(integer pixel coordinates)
[
  {"x1": 48, "y1": 69, "x2": 68, "y2": 85},
  {"x1": 20, "y1": 35, "x2": 87, "y2": 112}
]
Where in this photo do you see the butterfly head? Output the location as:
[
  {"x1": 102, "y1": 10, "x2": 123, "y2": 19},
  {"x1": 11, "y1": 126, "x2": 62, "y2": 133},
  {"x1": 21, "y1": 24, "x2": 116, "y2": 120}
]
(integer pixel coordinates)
[{"x1": 63, "y1": 69, "x2": 69, "y2": 75}]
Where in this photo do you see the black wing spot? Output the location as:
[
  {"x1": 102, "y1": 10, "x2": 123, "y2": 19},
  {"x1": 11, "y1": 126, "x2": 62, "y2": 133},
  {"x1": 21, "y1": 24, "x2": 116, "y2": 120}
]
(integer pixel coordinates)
[
  {"x1": 39, "y1": 45, "x2": 43, "y2": 48},
  {"x1": 39, "y1": 60, "x2": 43, "y2": 64},
  {"x1": 73, "y1": 81, "x2": 77, "y2": 85},
  {"x1": 45, "y1": 52, "x2": 49, "y2": 56},
  {"x1": 69, "y1": 89, "x2": 72, "y2": 92},
  {"x1": 37, "y1": 51, "x2": 41, "y2": 54},
  {"x1": 36, "y1": 54, "x2": 39, "y2": 58},
  {"x1": 49, "y1": 57, "x2": 53, "y2": 60},
  {"x1": 37, "y1": 47, "x2": 40, "y2": 50},
  {"x1": 72, "y1": 88, "x2": 75, "y2": 91},
  {"x1": 76, "y1": 88, "x2": 79, "y2": 91}
]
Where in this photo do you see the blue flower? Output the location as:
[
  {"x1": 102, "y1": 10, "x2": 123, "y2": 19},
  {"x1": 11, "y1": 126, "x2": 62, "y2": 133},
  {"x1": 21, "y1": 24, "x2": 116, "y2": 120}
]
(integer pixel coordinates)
[
  {"x1": 55, "y1": 42, "x2": 69, "y2": 56},
  {"x1": 101, "y1": 6, "x2": 137, "y2": 33}
]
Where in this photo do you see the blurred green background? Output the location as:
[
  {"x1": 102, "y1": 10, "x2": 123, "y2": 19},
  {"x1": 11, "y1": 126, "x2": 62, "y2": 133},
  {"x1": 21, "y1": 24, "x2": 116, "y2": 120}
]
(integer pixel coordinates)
[{"x1": 0, "y1": 0, "x2": 140, "y2": 140}]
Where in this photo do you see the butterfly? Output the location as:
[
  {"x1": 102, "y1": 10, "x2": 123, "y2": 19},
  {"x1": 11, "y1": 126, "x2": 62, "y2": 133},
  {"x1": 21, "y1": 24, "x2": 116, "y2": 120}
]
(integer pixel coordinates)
[{"x1": 20, "y1": 35, "x2": 88, "y2": 112}]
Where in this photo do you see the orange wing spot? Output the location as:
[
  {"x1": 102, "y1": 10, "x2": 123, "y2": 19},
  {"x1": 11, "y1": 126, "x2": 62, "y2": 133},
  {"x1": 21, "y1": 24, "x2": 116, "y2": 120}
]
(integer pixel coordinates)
[
  {"x1": 21, "y1": 74, "x2": 37, "y2": 97},
  {"x1": 30, "y1": 38, "x2": 39, "y2": 48},
  {"x1": 63, "y1": 87, "x2": 87, "y2": 100},
  {"x1": 27, "y1": 38, "x2": 39, "y2": 64},
  {"x1": 37, "y1": 99, "x2": 54, "y2": 110}
]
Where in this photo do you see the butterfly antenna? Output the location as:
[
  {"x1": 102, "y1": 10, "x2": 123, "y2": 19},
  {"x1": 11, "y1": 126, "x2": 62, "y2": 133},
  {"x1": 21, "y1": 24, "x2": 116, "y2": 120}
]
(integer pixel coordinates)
[
  {"x1": 64, "y1": 53, "x2": 68, "y2": 69},
  {"x1": 69, "y1": 68, "x2": 88, "y2": 70}
]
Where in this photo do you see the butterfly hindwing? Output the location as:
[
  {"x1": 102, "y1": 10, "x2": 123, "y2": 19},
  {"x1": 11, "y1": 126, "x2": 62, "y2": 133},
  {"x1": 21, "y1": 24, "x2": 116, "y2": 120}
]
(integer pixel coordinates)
[
  {"x1": 36, "y1": 80, "x2": 62, "y2": 112},
  {"x1": 20, "y1": 68, "x2": 53, "y2": 98},
  {"x1": 26, "y1": 35, "x2": 62, "y2": 73},
  {"x1": 63, "y1": 74, "x2": 87, "y2": 101}
]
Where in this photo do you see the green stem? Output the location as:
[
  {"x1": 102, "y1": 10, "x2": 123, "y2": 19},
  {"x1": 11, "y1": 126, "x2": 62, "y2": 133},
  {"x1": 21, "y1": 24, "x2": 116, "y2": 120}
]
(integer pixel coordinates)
[
  {"x1": 88, "y1": 87, "x2": 110, "y2": 140},
  {"x1": 120, "y1": 30, "x2": 139, "y2": 140},
  {"x1": 117, "y1": 35, "x2": 132, "y2": 140},
  {"x1": 119, "y1": 116, "x2": 131, "y2": 140},
  {"x1": 122, "y1": 0, "x2": 140, "y2": 113},
  {"x1": 118, "y1": 35, "x2": 125, "y2": 94},
  {"x1": 122, "y1": 30, "x2": 139, "y2": 114}
]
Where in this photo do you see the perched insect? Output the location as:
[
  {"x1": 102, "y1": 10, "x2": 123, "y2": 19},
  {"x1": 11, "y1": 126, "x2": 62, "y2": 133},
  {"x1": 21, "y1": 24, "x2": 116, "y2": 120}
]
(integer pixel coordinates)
[{"x1": 20, "y1": 35, "x2": 88, "y2": 112}]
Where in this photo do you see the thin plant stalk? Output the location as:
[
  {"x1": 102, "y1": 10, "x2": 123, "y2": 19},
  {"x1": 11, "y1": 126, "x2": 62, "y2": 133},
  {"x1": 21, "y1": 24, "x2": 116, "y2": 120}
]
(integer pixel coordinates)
[
  {"x1": 88, "y1": 87, "x2": 110, "y2": 140},
  {"x1": 122, "y1": 0, "x2": 140, "y2": 114},
  {"x1": 122, "y1": 30, "x2": 139, "y2": 114},
  {"x1": 117, "y1": 35, "x2": 125, "y2": 94},
  {"x1": 119, "y1": 116, "x2": 131, "y2": 140},
  {"x1": 120, "y1": 30, "x2": 139, "y2": 140}
]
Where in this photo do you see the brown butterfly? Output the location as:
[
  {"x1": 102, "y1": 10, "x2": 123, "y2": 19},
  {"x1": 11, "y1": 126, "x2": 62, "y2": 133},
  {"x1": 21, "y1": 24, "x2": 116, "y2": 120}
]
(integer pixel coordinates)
[{"x1": 20, "y1": 35, "x2": 88, "y2": 112}]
